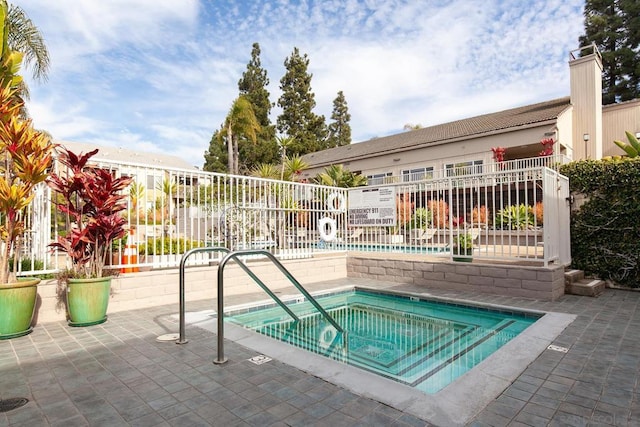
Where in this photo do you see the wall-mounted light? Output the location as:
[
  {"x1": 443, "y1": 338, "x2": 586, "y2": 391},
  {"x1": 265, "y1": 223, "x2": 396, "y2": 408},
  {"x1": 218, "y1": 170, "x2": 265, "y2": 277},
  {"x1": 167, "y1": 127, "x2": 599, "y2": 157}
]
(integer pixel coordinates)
[
  {"x1": 393, "y1": 158, "x2": 401, "y2": 162},
  {"x1": 583, "y1": 133, "x2": 590, "y2": 142},
  {"x1": 635, "y1": 131, "x2": 640, "y2": 139}
]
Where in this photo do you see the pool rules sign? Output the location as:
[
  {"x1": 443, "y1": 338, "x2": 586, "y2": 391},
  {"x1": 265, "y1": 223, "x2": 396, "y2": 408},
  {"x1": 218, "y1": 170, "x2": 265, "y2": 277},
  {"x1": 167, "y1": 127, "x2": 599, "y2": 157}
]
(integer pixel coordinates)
[{"x1": 347, "y1": 186, "x2": 397, "y2": 227}]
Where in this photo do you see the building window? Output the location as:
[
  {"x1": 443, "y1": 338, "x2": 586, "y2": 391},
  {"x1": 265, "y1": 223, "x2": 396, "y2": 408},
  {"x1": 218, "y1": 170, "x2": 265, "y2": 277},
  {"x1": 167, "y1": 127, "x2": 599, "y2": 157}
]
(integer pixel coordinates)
[
  {"x1": 401, "y1": 167, "x2": 434, "y2": 182},
  {"x1": 445, "y1": 160, "x2": 483, "y2": 177},
  {"x1": 366, "y1": 172, "x2": 392, "y2": 185},
  {"x1": 147, "y1": 174, "x2": 161, "y2": 190}
]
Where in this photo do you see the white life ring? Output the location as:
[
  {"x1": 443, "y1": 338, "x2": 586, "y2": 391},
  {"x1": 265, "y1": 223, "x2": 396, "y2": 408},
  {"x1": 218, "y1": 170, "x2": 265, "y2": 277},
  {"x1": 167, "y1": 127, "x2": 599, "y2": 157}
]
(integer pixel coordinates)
[
  {"x1": 318, "y1": 217, "x2": 337, "y2": 242},
  {"x1": 318, "y1": 325, "x2": 336, "y2": 349},
  {"x1": 327, "y1": 192, "x2": 346, "y2": 213}
]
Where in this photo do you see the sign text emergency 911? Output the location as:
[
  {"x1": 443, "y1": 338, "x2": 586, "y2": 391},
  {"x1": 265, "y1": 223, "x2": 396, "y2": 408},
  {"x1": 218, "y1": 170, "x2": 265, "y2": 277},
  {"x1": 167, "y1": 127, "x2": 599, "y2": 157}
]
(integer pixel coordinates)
[{"x1": 347, "y1": 186, "x2": 397, "y2": 227}]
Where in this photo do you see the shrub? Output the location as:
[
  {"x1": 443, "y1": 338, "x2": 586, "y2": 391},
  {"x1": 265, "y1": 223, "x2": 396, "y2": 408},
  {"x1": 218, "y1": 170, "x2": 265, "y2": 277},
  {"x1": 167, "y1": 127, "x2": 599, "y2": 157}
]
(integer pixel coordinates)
[
  {"x1": 427, "y1": 199, "x2": 449, "y2": 228},
  {"x1": 533, "y1": 202, "x2": 543, "y2": 225},
  {"x1": 9, "y1": 257, "x2": 44, "y2": 272},
  {"x1": 560, "y1": 157, "x2": 640, "y2": 288},
  {"x1": 139, "y1": 237, "x2": 204, "y2": 256},
  {"x1": 412, "y1": 207, "x2": 432, "y2": 229},
  {"x1": 495, "y1": 204, "x2": 535, "y2": 230},
  {"x1": 471, "y1": 205, "x2": 489, "y2": 227}
]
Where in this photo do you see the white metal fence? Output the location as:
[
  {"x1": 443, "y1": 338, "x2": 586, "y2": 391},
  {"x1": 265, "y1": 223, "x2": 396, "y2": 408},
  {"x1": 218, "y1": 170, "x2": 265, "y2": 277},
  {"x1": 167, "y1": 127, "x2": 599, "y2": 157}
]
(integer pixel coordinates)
[{"x1": 15, "y1": 157, "x2": 570, "y2": 277}]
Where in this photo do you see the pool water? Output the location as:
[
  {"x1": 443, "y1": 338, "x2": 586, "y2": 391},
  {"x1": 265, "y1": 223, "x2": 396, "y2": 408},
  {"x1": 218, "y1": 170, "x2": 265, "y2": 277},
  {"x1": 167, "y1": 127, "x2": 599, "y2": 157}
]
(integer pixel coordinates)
[{"x1": 224, "y1": 289, "x2": 539, "y2": 393}]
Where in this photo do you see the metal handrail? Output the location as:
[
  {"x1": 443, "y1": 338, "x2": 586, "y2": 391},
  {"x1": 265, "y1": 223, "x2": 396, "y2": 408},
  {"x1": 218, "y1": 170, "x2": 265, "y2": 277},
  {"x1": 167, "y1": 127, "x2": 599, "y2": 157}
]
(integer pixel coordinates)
[
  {"x1": 177, "y1": 247, "x2": 300, "y2": 345},
  {"x1": 214, "y1": 249, "x2": 345, "y2": 364}
]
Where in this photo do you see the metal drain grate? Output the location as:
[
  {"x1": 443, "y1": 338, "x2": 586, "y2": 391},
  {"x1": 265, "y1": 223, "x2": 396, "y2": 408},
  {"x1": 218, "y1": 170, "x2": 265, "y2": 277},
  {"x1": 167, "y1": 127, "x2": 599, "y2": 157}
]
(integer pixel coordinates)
[
  {"x1": 0, "y1": 398, "x2": 29, "y2": 413},
  {"x1": 547, "y1": 344, "x2": 568, "y2": 353},
  {"x1": 248, "y1": 355, "x2": 272, "y2": 365}
]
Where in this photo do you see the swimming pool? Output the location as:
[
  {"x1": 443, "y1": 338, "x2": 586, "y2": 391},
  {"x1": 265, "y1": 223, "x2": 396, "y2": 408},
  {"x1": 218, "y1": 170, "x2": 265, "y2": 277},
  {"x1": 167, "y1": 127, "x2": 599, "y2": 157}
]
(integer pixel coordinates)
[
  {"x1": 317, "y1": 242, "x2": 449, "y2": 254},
  {"x1": 224, "y1": 289, "x2": 539, "y2": 393}
]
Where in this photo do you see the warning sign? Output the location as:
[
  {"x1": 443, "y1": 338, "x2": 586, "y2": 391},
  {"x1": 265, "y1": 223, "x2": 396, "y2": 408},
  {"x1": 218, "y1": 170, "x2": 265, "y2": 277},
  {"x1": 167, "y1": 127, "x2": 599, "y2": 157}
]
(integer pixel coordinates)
[{"x1": 347, "y1": 187, "x2": 396, "y2": 227}]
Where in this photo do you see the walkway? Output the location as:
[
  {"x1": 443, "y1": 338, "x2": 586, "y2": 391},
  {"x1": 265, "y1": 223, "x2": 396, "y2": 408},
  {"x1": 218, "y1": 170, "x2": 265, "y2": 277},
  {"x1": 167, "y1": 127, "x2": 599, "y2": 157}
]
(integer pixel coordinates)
[{"x1": 1, "y1": 279, "x2": 639, "y2": 426}]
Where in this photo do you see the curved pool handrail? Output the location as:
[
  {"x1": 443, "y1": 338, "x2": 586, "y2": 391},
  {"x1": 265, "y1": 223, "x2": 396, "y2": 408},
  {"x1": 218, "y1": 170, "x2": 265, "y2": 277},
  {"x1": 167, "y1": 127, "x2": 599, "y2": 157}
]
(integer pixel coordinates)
[
  {"x1": 177, "y1": 246, "x2": 301, "y2": 345},
  {"x1": 215, "y1": 249, "x2": 345, "y2": 364},
  {"x1": 178, "y1": 247, "x2": 229, "y2": 344}
]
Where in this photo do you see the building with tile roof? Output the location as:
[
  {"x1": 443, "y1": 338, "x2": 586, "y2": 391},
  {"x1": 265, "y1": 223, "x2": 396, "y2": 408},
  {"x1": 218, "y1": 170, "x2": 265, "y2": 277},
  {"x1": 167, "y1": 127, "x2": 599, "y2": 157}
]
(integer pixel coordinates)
[{"x1": 300, "y1": 45, "x2": 640, "y2": 184}]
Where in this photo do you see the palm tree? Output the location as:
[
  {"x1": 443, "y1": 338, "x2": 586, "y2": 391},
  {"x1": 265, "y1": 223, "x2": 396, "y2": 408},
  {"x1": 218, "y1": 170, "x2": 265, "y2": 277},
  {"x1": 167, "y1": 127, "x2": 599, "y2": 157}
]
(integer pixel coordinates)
[
  {"x1": 155, "y1": 178, "x2": 176, "y2": 222},
  {"x1": 314, "y1": 164, "x2": 367, "y2": 188},
  {"x1": 250, "y1": 163, "x2": 279, "y2": 179},
  {"x1": 276, "y1": 135, "x2": 293, "y2": 180},
  {"x1": 283, "y1": 155, "x2": 308, "y2": 182},
  {"x1": 129, "y1": 182, "x2": 145, "y2": 221},
  {"x1": 221, "y1": 96, "x2": 260, "y2": 175},
  {"x1": 6, "y1": 2, "x2": 49, "y2": 83}
]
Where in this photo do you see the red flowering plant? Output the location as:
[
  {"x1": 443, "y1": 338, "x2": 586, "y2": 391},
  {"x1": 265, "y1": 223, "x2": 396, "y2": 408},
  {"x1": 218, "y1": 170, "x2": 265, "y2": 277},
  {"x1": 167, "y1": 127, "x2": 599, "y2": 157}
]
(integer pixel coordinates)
[
  {"x1": 47, "y1": 148, "x2": 133, "y2": 279},
  {"x1": 539, "y1": 138, "x2": 555, "y2": 156},
  {"x1": 491, "y1": 147, "x2": 506, "y2": 163}
]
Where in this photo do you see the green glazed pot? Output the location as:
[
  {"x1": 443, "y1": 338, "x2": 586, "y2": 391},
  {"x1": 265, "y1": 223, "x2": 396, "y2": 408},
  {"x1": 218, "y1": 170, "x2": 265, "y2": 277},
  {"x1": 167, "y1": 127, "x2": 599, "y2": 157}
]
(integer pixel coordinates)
[
  {"x1": 67, "y1": 276, "x2": 112, "y2": 327},
  {"x1": 0, "y1": 278, "x2": 40, "y2": 340}
]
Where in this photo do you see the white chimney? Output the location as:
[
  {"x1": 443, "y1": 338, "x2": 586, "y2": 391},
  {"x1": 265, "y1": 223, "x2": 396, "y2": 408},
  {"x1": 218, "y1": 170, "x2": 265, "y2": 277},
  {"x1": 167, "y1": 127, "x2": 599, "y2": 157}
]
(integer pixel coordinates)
[{"x1": 569, "y1": 44, "x2": 603, "y2": 160}]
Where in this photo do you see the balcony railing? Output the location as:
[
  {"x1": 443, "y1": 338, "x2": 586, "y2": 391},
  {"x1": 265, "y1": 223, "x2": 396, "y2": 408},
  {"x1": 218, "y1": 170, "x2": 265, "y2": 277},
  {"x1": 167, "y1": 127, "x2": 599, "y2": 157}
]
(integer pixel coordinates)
[{"x1": 368, "y1": 154, "x2": 570, "y2": 185}]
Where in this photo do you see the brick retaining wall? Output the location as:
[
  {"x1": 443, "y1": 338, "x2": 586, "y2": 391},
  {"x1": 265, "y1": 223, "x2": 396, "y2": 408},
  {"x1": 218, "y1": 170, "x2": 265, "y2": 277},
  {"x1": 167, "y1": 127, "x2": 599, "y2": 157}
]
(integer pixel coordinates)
[
  {"x1": 31, "y1": 253, "x2": 564, "y2": 327},
  {"x1": 33, "y1": 254, "x2": 347, "y2": 325},
  {"x1": 347, "y1": 256, "x2": 565, "y2": 301}
]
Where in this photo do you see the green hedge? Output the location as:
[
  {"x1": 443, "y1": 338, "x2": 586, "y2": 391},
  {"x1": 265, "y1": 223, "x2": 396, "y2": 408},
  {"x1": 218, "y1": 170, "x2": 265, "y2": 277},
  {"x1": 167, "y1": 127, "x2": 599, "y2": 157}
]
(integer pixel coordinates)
[
  {"x1": 560, "y1": 158, "x2": 640, "y2": 287},
  {"x1": 138, "y1": 237, "x2": 204, "y2": 256}
]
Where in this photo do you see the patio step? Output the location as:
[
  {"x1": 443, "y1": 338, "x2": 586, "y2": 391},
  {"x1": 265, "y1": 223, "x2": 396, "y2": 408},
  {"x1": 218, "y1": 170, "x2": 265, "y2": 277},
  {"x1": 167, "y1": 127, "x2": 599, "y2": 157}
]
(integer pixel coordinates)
[{"x1": 564, "y1": 269, "x2": 605, "y2": 297}]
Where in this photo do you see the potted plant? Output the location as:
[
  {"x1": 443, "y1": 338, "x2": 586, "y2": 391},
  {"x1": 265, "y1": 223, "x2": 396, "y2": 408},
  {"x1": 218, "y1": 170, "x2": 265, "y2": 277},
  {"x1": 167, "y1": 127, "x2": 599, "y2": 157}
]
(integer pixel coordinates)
[
  {"x1": 0, "y1": 86, "x2": 55, "y2": 338},
  {"x1": 0, "y1": 3, "x2": 55, "y2": 339},
  {"x1": 452, "y1": 232, "x2": 474, "y2": 262},
  {"x1": 48, "y1": 147, "x2": 132, "y2": 326}
]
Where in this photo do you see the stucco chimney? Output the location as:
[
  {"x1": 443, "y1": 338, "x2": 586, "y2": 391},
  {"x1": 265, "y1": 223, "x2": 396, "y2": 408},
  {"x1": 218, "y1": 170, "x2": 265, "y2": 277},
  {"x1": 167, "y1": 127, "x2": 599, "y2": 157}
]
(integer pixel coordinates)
[{"x1": 569, "y1": 44, "x2": 603, "y2": 160}]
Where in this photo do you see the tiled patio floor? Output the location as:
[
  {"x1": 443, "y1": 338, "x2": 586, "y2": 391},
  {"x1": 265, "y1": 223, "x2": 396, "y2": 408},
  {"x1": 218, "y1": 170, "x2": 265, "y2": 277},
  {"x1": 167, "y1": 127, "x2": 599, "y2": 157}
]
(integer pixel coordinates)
[{"x1": 1, "y1": 278, "x2": 639, "y2": 426}]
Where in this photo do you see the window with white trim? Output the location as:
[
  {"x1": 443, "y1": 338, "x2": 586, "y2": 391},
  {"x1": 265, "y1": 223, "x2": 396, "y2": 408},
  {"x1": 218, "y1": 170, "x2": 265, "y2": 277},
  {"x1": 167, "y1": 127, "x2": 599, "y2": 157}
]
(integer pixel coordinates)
[
  {"x1": 445, "y1": 160, "x2": 483, "y2": 177},
  {"x1": 401, "y1": 167, "x2": 434, "y2": 182},
  {"x1": 366, "y1": 172, "x2": 392, "y2": 185}
]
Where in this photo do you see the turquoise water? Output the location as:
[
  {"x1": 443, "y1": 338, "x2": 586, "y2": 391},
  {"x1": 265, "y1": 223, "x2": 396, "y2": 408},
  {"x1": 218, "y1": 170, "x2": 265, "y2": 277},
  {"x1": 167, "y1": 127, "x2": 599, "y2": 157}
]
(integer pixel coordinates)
[
  {"x1": 225, "y1": 290, "x2": 539, "y2": 393},
  {"x1": 315, "y1": 242, "x2": 448, "y2": 254}
]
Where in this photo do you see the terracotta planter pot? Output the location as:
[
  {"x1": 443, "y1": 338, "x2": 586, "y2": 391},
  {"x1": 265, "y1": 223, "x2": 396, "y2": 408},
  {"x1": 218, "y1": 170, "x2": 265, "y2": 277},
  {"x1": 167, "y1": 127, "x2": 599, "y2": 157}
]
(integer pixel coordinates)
[
  {"x1": 67, "y1": 277, "x2": 112, "y2": 327},
  {"x1": 0, "y1": 278, "x2": 40, "y2": 339}
]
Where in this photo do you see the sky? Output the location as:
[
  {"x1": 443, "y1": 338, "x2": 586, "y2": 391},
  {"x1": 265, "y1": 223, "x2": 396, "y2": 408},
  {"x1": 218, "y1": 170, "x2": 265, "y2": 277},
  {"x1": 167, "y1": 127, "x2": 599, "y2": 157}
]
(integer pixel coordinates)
[{"x1": 14, "y1": 0, "x2": 586, "y2": 168}]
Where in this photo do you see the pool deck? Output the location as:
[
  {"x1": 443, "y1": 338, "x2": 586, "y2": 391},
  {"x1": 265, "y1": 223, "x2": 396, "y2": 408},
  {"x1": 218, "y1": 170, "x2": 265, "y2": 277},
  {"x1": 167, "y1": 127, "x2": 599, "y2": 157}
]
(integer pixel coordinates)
[{"x1": 2, "y1": 278, "x2": 640, "y2": 426}]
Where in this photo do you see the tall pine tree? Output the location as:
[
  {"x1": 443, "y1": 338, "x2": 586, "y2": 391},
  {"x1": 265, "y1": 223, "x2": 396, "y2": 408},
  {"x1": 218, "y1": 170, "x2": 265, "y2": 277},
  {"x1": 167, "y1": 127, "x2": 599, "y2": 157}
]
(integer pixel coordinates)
[
  {"x1": 203, "y1": 128, "x2": 227, "y2": 172},
  {"x1": 327, "y1": 90, "x2": 351, "y2": 148},
  {"x1": 277, "y1": 47, "x2": 327, "y2": 156},
  {"x1": 579, "y1": 0, "x2": 640, "y2": 104},
  {"x1": 237, "y1": 43, "x2": 278, "y2": 170}
]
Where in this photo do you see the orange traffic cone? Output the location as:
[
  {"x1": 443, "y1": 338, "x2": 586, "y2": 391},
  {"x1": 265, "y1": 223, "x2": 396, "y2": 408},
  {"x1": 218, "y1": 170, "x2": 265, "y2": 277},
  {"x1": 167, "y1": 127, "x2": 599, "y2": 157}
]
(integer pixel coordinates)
[{"x1": 120, "y1": 230, "x2": 139, "y2": 273}]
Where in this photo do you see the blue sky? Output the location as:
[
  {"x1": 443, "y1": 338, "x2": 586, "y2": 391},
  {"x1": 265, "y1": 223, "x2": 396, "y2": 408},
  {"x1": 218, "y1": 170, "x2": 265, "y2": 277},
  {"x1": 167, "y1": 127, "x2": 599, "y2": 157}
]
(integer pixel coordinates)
[{"x1": 14, "y1": 0, "x2": 585, "y2": 168}]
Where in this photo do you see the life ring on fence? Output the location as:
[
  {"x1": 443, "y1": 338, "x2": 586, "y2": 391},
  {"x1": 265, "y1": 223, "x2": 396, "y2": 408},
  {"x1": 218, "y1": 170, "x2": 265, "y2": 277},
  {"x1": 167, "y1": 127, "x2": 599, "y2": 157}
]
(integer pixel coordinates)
[
  {"x1": 318, "y1": 217, "x2": 337, "y2": 242},
  {"x1": 318, "y1": 325, "x2": 336, "y2": 349},
  {"x1": 326, "y1": 192, "x2": 346, "y2": 213}
]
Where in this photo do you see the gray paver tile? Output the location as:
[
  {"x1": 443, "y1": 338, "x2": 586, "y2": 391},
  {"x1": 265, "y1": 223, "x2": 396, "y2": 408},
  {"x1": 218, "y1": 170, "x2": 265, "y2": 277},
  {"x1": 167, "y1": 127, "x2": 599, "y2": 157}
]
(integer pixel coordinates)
[
  {"x1": 513, "y1": 410, "x2": 550, "y2": 427},
  {"x1": 5, "y1": 284, "x2": 640, "y2": 427}
]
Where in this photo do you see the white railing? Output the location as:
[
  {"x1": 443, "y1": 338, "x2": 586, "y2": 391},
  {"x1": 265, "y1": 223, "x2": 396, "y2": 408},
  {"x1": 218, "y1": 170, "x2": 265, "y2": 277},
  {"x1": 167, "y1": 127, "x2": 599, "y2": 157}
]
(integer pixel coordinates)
[
  {"x1": 342, "y1": 166, "x2": 570, "y2": 266},
  {"x1": 368, "y1": 154, "x2": 570, "y2": 185},
  {"x1": 15, "y1": 157, "x2": 570, "y2": 276}
]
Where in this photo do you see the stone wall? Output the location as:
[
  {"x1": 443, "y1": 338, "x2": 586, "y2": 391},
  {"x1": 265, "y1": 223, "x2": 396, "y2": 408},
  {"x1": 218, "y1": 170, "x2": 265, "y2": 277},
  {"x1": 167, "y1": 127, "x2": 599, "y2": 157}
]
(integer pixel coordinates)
[
  {"x1": 31, "y1": 252, "x2": 565, "y2": 327},
  {"x1": 33, "y1": 254, "x2": 347, "y2": 324},
  {"x1": 347, "y1": 256, "x2": 565, "y2": 301}
]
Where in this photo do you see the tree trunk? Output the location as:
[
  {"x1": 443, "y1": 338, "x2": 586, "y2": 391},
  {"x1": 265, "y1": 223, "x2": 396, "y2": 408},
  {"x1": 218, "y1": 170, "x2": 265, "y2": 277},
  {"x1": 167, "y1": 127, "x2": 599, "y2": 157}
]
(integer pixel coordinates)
[
  {"x1": 233, "y1": 137, "x2": 239, "y2": 175},
  {"x1": 226, "y1": 124, "x2": 234, "y2": 174}
]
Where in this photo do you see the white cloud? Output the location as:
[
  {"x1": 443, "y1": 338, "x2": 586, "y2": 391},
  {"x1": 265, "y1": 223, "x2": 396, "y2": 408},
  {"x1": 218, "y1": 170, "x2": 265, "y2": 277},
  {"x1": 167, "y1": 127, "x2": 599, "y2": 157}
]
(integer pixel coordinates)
[{"x1": 13, "y1": 0, "x2": 585, "y2": 166}]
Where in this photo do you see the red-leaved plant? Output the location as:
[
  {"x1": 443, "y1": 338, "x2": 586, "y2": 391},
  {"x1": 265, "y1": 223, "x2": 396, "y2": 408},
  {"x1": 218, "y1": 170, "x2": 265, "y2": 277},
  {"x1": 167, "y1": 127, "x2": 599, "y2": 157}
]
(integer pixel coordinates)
[{"x1": 47, "y1": 148, "x2": 132, "y2": 278}]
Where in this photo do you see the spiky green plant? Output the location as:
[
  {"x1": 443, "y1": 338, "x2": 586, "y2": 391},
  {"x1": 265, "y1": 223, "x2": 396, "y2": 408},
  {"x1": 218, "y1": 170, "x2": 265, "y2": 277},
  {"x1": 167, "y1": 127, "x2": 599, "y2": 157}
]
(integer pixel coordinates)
[{"x1": 613, "y1": 131, "x2": 640, "y2": 158}]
